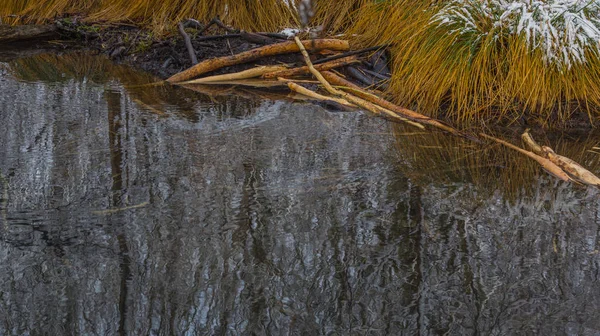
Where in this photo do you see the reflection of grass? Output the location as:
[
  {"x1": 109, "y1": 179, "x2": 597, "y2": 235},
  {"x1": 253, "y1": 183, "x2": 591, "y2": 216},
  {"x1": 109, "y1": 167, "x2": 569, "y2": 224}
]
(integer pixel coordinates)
[
  {"x1": 6, "y1": 52, "x2": 264, "y2": 122},
  {"x1": 392, "y1": 124, "x2": 600, "y2": 198}
]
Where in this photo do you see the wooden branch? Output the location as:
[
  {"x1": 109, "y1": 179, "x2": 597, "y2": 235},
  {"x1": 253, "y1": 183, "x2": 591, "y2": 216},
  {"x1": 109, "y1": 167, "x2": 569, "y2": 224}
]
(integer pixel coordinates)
[
  {"x1": 262, "y1": 55, "x2": 359, "y2": 79},
  {"x1": 167, "y1": 39, "x2": 350, "y2": 83},
  {"x1": 541, "y1": 146, "x2": 600, "y2": 186},
  {"x1": 521, "y1": 130, "x2": 600, "y2": 186},
  {"x1": 286, "y1": 81, "x2": 355, "y2": 108},
  {"x1": 292, "y1": 37, "x2": 423, "y2": 129},
  {"x1": 480, "y1": 133, "x2": 571, "y2": 182},
  {"x1": 180, "y1": 65, "x2": 288, "y2": 84},
  {"x1": 196, "y1": 34, "x2": 241, "y2": 41},
  {"x1": 321, "y1": 71, "x2": 465, "y2": 135},
  {"x1": 177, "y1": 22, "x2": 198, "y2": 64},
  {"x1": 521, "y1": 129, "x2": 543, "y2": 154}
]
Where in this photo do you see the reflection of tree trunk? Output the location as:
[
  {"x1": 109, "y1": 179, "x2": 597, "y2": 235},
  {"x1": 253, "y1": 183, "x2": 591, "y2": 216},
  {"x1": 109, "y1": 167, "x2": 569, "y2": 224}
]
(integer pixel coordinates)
[
  {"x1": 235, "y1": 159, "x2": 269, "y2": 334},
  {"x1": 106, "y1": 89, "x2": 131, "y2": 336},
  {"x1": 408, "y1": 184, "x2": 424, "y2": 335}
]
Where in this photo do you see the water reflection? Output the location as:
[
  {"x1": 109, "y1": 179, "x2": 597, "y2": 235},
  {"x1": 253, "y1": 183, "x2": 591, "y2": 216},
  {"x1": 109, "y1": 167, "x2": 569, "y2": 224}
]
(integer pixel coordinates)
[{"x1": 0, "y1": 52, "x2": 599, "y2": 335}]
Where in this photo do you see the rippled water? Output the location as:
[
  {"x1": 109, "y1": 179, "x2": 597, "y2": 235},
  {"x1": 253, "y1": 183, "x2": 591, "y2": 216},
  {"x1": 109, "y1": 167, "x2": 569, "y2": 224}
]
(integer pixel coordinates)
[{"x1": 1, "y1": 52, "x2": 600, "y2": 336}]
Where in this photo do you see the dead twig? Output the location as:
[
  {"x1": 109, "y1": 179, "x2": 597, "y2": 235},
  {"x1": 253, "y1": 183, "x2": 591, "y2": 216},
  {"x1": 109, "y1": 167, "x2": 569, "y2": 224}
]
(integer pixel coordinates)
[
  {"x1": 321, "y1": 71, "x2": 465, "y2": 137},
  {"x1": 286, "y1": 81, "x2": 355, "y2": 108},
  {"x1": 177, "y1": 22, "x2": 198, "y2": 64}
]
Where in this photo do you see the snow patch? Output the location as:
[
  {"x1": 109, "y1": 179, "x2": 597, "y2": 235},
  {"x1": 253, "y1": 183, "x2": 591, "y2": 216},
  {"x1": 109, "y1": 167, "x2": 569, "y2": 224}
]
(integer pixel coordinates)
[{"x1": 432, "y1": 0, "x2": 600, "y2": 69}]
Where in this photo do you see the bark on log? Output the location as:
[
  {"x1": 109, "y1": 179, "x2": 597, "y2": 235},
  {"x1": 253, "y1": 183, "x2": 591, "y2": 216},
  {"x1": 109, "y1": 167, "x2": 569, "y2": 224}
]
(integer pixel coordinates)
[
  {"x1": 0, "y1": 24, "x2": 58, "y2": 44},
  {"x1": 167, "y1": 39, "x2": 350, "y2": 83}
]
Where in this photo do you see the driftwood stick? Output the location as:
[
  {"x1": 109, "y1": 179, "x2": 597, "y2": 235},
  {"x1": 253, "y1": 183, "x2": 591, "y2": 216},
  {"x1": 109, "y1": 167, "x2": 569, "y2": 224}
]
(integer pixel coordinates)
[
  {"x1": 177, "y1": 22, "x2": 198, "y2": 64},
  {"x1": 521, "y1": 130, "x2": 600, "y2": 186},
  {"x1": 313, "y1": 44, "x2": 389, "y2": 65},
  {"x1": 480, "y1": 133, "x2": 571, "y2": 182},
  {"x1": 167, "y1": 39, "x2": 350, "y2": 83},
  {"x1": 262, "y1": 55, "x2": 359, "y2": 79},
  {"x1": 257, "y1": 32, "x2": 288, "y2": 40},
  {"x1": 521, "y1": 129, "x2": 544, "y2": 154},
  {"x1": 180, "y1": 65, "x2": 288, "y2": 84},
  {"x1": 321, "y1": 71, "x2": 464, "y2": 136},
  {"x1": 292, "y1": 37, "x2": 423, "y2": 129},
  {"x1": 286, "y1": 81, "x2": 355, "y2": 108}
]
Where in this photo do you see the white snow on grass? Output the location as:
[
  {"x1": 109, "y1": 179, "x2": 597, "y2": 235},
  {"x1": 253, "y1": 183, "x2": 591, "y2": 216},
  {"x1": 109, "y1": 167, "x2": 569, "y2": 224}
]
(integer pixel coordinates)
[{"x1": 432, "y1": 0, "x2": 600, "y2": 69}]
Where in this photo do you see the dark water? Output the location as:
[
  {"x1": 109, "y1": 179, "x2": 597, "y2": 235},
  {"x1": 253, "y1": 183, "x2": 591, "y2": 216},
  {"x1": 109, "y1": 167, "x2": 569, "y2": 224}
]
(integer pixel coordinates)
[{"x1": 1, "y1": 52, "x2": 600, "y2": 336}]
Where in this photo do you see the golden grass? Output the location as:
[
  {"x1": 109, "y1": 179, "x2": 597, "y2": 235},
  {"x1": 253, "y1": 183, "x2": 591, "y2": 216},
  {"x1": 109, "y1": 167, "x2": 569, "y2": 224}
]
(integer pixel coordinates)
[
  {"x1": 347, "y1": 0, "x2": 600, "y2": 126},
  {"x1": 0, "y1": 0, "x2": 299, "y2": 33},
  {"x1": 311, "y1": 0, "x2": 369, "y2": 33}
]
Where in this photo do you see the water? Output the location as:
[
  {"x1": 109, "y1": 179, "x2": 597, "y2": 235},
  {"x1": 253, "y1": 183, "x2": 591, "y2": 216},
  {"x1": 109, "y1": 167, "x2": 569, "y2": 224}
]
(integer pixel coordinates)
[{"x1": 1, "y1": 52, "x2": 600, "y2": 336}]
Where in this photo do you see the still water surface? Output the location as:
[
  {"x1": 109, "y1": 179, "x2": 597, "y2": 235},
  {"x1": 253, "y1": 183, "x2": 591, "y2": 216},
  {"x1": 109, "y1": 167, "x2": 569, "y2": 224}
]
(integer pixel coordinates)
[{"x1": 1, "y1": 52, "x2": 600, "y2": 336}]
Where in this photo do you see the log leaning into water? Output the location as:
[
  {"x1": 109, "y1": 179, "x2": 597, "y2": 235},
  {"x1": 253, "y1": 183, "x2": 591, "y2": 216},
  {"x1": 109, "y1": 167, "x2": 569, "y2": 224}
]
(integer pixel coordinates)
[{"x1": 167, "y1": 39, "x2": 350, "y2": 83}]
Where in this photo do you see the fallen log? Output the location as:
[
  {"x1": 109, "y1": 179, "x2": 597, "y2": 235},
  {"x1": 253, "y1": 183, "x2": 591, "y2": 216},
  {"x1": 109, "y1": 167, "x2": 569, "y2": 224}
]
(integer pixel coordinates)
[
  {"x1": 480, "y1": 133, "x2": 571, "y2": 182},
  {"x1": 321, "y1": 71, "x2": 464, "y2": 137},
  {"x1": 0, "y1": 24, "x2": 58, "y2": 44},
  {"x1": 262, "y1": 55, "x2": 359, "y2": 79},
  {"x1": 180, "y1": 65, "x2": 288, "y2": 84},
  {"x1": 167, "y1": 39, "x2": 350, "y2": 83}
]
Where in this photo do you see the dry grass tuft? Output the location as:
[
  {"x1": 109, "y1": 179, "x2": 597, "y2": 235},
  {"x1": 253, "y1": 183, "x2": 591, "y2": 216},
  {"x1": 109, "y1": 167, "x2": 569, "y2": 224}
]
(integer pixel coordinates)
[
  {"x1": 0, "y1": 0, "x2": 299, "y2": 34},
  {"x1": 343, "y1": 1, "x2": 600, "y2": 126},
  {"x1": 311, "y1": 0, "x2": 368, "y2": 33}
]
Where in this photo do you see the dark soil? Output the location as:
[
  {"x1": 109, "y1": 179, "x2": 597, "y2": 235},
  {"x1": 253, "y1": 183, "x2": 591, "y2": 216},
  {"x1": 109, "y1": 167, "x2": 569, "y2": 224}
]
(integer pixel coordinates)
[{"x1": 53, "y1": 19, "x2": 308, "y2": 79}]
